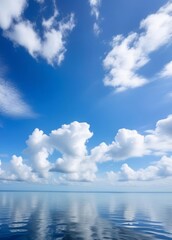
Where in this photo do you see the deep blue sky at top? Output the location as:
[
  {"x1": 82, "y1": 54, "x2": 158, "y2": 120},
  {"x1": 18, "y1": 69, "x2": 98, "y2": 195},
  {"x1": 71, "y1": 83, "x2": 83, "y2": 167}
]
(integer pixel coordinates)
[{"x1": 0, "y1": 0, "x2": 171, "y2": 163}]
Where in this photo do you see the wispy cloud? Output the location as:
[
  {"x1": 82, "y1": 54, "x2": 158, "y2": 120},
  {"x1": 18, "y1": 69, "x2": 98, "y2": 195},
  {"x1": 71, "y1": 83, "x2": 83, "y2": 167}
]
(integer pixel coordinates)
[
  {"x1": 89, "y1": 0, "x2": 101, "y2": 35},
  {"x1": 35, "y1": 0, "x2": 44, "y2": 4},
  {"x1": 103, "y1": 2, "x2": 172, "y2": 92},
  {"x1": 0, "y1": 77, "x2": 35, "y2": 118},
  {"x1": 159, "y1": 61, "x2": 172, "y2": 78}
]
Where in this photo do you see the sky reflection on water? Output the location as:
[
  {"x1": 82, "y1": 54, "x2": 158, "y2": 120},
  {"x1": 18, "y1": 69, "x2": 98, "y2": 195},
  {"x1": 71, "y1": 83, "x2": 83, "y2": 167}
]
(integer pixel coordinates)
[{"x1": 0, "y1": 192, "x2": 172, "y2": 239}]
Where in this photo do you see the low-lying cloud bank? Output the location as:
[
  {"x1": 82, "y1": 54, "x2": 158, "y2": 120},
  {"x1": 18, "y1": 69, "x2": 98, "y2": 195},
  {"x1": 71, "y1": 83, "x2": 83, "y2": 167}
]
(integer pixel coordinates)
[{"x1": 1, "y1": 115, "x2": 172, "y2": 184}]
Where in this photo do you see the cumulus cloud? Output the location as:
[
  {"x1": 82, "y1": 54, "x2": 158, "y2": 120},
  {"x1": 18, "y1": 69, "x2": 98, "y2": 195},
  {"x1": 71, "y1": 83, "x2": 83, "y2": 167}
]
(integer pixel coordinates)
[
  {"x1": 2, "y1": 115, "x2": 172, "y2": 184},
  {"x1": 0, "y1": 121, "x2": 96, "y2": 183},
  {"x1": 24, "y1": 121, "x2": 96, "y2": 182},
  {"x1": 51, "y1": 122, "x2": 93, "y2": 169},
  {"x1": 145, "y1": 115, "x2": 172, "y2": 154},
  {"x1": 51, "y1": 121, "x2": 97, "y2": 182},
  {"x1": 0, "y1": 0, "x2": 26, "y2": 30},
  {"x1": 107, "y1": 129, "x2": 146, "y2": 160},
  {"x1": 89, "y1": 129, "x2": 146, "y2": 163},
  {"x1": 0, "y1": 156, "x2": 39, "y2": 182},
  {"x1": 10, "y1": 155, "x2": 39, "y2": 182},
  {"x1": 89, "y1": 115, "x2": 172, "y2": 163},
  {"x1": 103, "y1": 2, "x2": 172, "y2": 92},
  {"x1": 0, "y1": 77, "x2": 35, "y2": 118},
  {"x1": 159, "y1": 61, "x2": 172, "y2": 78},
  {"x1": 25, "y1": 128, "x2": 52, "y2": 178},
  {"x1": 0, "y1": 1, "x2": 75, "y2": 66},
  {"x1": 0, "y1": 160, "x2": 4, "y2": 177},
  {"x1": 89, "y1": 0, "x2": 101, "y2": 35},
  {"x1": 107, "y1": 155, "x2": 172, "y2": 182}
]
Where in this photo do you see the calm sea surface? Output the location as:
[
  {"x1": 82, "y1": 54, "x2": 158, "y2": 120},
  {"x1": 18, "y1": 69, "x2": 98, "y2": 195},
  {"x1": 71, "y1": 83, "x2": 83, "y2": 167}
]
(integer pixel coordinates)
[{"x1": 0, "y1": 192, "x2": 172, "y2": 240}]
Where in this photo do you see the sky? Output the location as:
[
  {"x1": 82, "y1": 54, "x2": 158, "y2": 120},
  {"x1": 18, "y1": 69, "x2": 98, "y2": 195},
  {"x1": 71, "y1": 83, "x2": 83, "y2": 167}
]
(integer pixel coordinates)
[{"x1": 0, "y1": 0, "x2": 172, "y2": 191}]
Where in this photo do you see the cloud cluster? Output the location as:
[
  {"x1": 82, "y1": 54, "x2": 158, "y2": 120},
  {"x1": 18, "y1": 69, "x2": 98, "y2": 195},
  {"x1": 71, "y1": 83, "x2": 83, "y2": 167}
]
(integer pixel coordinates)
[
  {"x1": 23, "y1": 121, "x2": 97, "y2": 182},
  {"x1": 89, "y1": 0, "x2": 101, "y2": 35},
  {"x1": 103, "y1": 2, "x2": 172, "y2": 92},
  {"x1": 2, "y1": 115, "x2": 172, "y2": 184},
  {"x1": 0, "y1": 155, "x2": 39, "y2": 182},
  {"x1": 25, "y1": 121, "x2": 97, "y2": 182},
  {"x1": 107, "y1": 155, "x2": 172, "y2": 182},
  {"x1": 0, "y1": 0, "x2": 75, "y2": 65},
  {"x1": 90, "y1": 115, "x2": 172, "y2": 163}
]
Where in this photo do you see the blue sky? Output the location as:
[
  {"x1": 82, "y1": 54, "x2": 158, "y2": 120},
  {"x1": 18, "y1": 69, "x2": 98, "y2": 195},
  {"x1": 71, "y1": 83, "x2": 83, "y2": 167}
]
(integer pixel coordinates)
[{"x1": 1, "y1": 0, "x2": 172, "y2": 191}]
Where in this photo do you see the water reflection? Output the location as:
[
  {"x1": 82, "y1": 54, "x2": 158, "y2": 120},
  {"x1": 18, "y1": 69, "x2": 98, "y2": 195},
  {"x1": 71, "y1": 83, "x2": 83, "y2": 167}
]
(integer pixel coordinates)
[{"x1": 0, "y1": 192, "x2": 172, "y2": 239}]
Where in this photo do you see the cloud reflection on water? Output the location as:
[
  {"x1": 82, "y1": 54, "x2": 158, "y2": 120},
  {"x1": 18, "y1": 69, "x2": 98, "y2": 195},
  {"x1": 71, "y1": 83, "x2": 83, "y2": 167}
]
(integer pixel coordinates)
[{"x1": 0, "y1": 192, "x2": 172, "y2": 239}]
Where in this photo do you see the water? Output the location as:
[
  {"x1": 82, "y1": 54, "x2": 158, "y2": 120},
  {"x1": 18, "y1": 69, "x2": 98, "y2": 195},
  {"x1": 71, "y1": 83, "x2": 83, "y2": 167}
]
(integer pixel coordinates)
[{"x1": 0, "y1": 192, "x2": 172, "y2": 240}]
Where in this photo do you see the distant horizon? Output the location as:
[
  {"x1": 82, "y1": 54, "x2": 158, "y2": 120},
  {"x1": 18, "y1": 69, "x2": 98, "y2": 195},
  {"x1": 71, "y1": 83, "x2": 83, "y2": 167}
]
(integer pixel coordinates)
[{"x1": 1, "y1": 190, "x2": 172, "y2": 193}]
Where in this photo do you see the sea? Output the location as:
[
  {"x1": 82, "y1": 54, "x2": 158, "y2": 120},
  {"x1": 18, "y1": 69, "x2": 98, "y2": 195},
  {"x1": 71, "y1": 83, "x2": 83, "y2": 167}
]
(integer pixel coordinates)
[{"x1": 0, "y1": 192, "x2": 172, "y2": 239}]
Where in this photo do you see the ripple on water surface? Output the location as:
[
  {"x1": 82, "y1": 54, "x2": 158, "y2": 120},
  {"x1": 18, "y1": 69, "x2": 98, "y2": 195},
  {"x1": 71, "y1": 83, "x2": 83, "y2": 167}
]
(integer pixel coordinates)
[{"x1": 0, "y1": 192, "x2": 172, "y2": 239}]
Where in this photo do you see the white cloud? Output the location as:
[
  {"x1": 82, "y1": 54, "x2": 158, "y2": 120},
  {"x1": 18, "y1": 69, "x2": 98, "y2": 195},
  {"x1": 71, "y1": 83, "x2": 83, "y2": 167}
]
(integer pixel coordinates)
[
  {"x1": 42, "y1": 1, "x2": 58, "y2": 29},
  {"x1": 89, "y1": 0, "x2": 101, "y2": 35},
  {"x1": 89, "y1": 0, "x2": 101, "y2": 19},
  {"x1": 41, "y1": 14, "x2": 75, "y2": 65},
  {"x1": 6, "y1": 20, "x2": 41, "y2": 57},
  {"x1": 107, "y1": 155, "x2": 172, "y2": 182},
  {"x1": 10, "y1": 155, "x2": 39, "y2": 182},
  {"x1": 145, "y1": 115, "x2": 172, "y2": 154},
  {"x1": 35, "y1": 0, "x2": 44, "y2": 3},
  {"x1": 107, "y1": 129, "x2": 146, "y2": 160},
  {"x1": 103, "y1": 2, "x2": 172, "y2": 92},
  {"x1": 0, "y1": 0, "x2": 26, "y2": 30},
  {"x1": 51, "y1": 121, "x2": 97, "y2": 182},
  {"x1": 60, "y1": 159, "x2": 97, "y2": 182},
  {"x1": 0, "y1": 156, "x2": 39, "y2": 183},
  {"x1": 0, "y1": 1, "x2": 75, "y2": 66},
  {"x1": 0, "y1": 160, "x2": 4, "y2": 177},
  {"x1": 89, "y1": 129, "x2": 146, "y2": 163},
  {"x1": 0, "y1": 77, "x2": 35, "y2": 118},
  {"x1": 26, "y1": 128, "x2": 52, "y2": 178},
  {"x1": 24, "y1": 121, "x2": 96, "y2": 182},
  {"x1": 90, "y1": 115, "x2": 172, "y2": 163},
  {"x1": 159, "y1": 61, "x2": 172, "y2": 78},
  {"x1": 51, "y1": 122, "x2": 93, "y2": 162},
  {"x1": 2, "y1": 115, "x2": 172, "y2": 184},
  {"x1": 7, "y1": 13, "x2": 75, "y2": 66},
  {"x1": 93, "y1": 22, "x2": 100, "y2": 36},
  {"x1": 24, "y1": 114, "x2": 172, "y2": 183}
]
